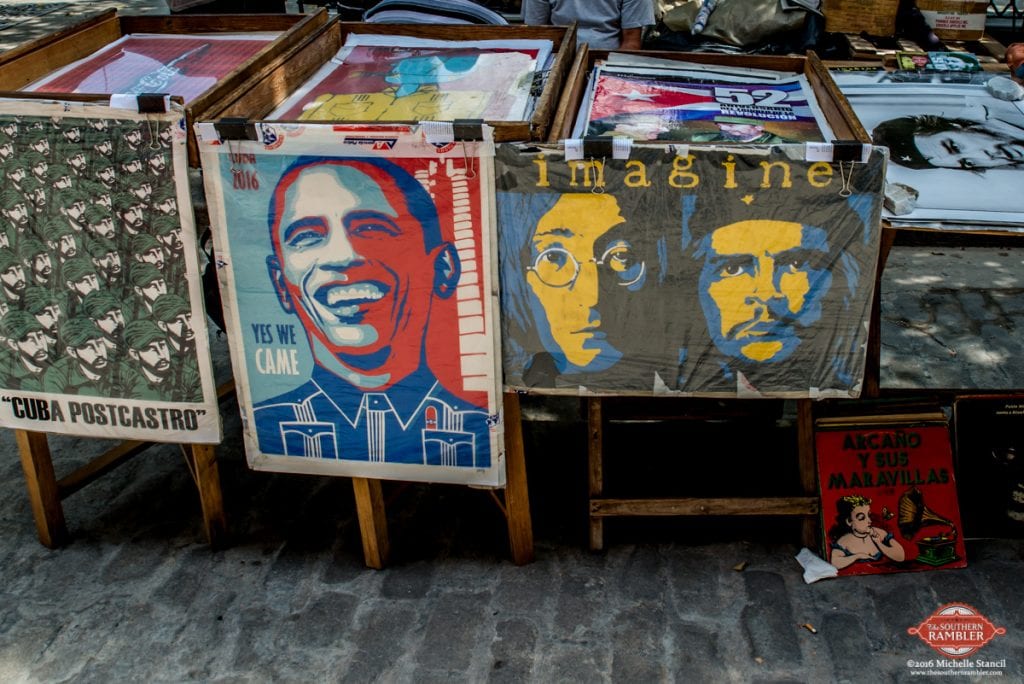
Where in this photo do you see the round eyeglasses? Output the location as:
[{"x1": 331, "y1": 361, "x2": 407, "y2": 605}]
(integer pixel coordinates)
[{"x1": 526, "y1": 243, "x2": 645, "y2": 289}]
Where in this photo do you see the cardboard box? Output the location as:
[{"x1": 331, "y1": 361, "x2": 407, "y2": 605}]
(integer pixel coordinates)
[
  {"x1": 917, "y1": 0, "x2": 988, "y2": 41},
  {"x1": 823, "y1": 0, "x2": 901, "y2": 37}
]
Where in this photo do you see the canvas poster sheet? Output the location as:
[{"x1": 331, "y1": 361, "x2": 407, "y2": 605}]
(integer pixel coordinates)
[
  {"x1": 833, "y1": 71, "x2": 1024, "y2": 229},
  {"x1": 198, "y1": 122, "x2": 504, "y2": 486},
  {"x1": 0, "y1": 99, "x2": 219, "y2": 442},
  {"x1": 25, "y1": 34, "x2": 278, "y2": 103},
  {"x1": 817, "y1": 423, "x2": 967, "y2": 576},
  {"x1": 496, "y1": 144, "x2": 885, "y2": 398},
  {"x1": 269, "y1": 35, "x2": 552, "y2": 123},
  {"x1": 575, "y1": 62, "x2": 831, "y2": 144}
]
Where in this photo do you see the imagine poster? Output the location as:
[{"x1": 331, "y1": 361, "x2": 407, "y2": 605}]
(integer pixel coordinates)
[
  {"x1": 0, "y1": 99, "x2": 219, "y2": 442},
  {"x1": 26, "y1": 34, "x2": 276, "y2": 103},
  {"x1": 269, "y1": 36, "x2": 551, "y2": 123},
  {"x1": 833, "y1": 71, "x2": 1024, "y2": 228},
  {"x1": 199, "y1": 123, "x2": 504, "y2": 485},
  {"x1": 496, "y1": 144, "x2": 884, "y2": 397}
]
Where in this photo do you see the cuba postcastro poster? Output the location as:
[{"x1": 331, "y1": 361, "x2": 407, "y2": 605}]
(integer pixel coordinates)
[
  {"x1": 0, "y1": 98, "x2": 220, "y2": 442},
  {"x1": 199, "y1": 123, "x2": 503, "y2": 486},
  {"x1": 496, "y1": 144, "x2": 885, "y2": 397}
]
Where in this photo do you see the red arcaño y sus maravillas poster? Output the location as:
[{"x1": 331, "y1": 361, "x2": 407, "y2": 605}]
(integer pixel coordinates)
[{"x1": 817, "y1": 422, "x2": 967, "y2": 576}]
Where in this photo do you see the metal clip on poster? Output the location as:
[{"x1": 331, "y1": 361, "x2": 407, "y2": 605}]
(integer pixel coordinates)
[
  {"x1": 213, "y1": 117, "x2": 259, "y2": 142},
  {"x1": 805, "y1": 141, "x2": 872, "y2": 197},
  {"x1": 109, "y1": 93, "x2": 171, "y2": 149},
  {"x1": 562, "y1": 136, "x2": 633, "y2": 162},
  {"x1": 421, "y1": 118, "x2": 485, "y2": 179},
  {"x1": 562, "y1": 137, "x2": 632, "y2": 194},
  {"x1": 420, "y1": 118, "x2": 485, "y2": 144}
]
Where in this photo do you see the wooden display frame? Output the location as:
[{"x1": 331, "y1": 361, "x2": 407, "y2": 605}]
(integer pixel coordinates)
[
  {"x1": 198, "y1": 24, "x2": 553, "y2": 564},
  {"x1": 15, "y1": 380, "x2": 237, "y2": 550},
  {"x1": 0, "y1": 8, "x2": 329, "y2": 165},
  {"x1": 548, "y1": 46, "x2": 868, "y2": 143},
  {"x1": 0, "y1": 91, "x2": 233, "y2": 549},
  {"x1": 549, "y1": 47, "x2": 881, "y2": 549},
  {"x1": 824, "y1": 48, "x2": 1024, "y2": 241},
  {"x1": 204, "y1": 19, "x2": 577, "y2": 143}
]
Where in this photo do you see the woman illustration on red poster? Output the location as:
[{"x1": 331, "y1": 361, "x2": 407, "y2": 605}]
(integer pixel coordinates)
[{"x1": 829, "y1": 494, "x2": 906, "y2": 570}]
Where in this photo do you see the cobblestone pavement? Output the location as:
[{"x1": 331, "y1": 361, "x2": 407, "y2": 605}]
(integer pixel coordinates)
[
  {"x1": 0, "y1": 2, "x2": 1022, "y2": 682},
  {"x1": 881, "y1": 246, "x2": 1024, "y2": 390},
  {"x1": 2, "y1": 410, "x2": 1023, "y2": 683}
]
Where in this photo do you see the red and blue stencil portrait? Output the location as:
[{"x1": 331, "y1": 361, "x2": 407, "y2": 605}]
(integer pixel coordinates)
[{"x1": 199, "y1": 123, "x2": 504, "y2": 486}]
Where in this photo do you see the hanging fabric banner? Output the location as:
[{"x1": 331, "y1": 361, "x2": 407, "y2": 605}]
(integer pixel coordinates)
[{"x1": 496, "y1": 143, "x2": 885, "y2": 398}]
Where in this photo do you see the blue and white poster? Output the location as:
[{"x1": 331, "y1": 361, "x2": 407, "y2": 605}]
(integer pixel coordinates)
[{"x1": 198, "y1": 122, "x2": 504, "y2": 486}]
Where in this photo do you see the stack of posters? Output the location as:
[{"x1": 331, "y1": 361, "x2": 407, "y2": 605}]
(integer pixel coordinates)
[
  {"x1": 268, "y1": 34, "x2": 553, "y2": 123},
  {"x1": 895, "y1": 51, "x2": 982, "y2": 73},
  {"x1": 24, "y1": 33, "x2": 279, "y2": 103},
  {"x1": 572, "y1": 54, "x2": 833, "y2": 144},
  {"x1": 833, "y1": 70, "x2": 1024, "y2": 231},
  {"x1": 495, "y1": 143, "x2": 885, "y2": 398},
  {"x1": 0, "y1": 98, "x2": 219, "y2": 442},
  {"x1": 198, "y1": 122, "x2": 504, "y2": 486}
]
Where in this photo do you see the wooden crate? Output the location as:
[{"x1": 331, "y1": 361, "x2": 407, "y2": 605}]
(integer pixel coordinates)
[
  {"x1": 823, "y1": 0, "x2": 900, "y2": 37},
  {"x1": 205, "y1": 19, "x2": 577, "y2": 142},
  {"x1": 0, "y1": 9, "x2": 329, "y2": 165},
  {"x1": 917, "y1": 0, "x2": 989, "y2": 41},
  {"x1": 551, "y1": 47, "x2": 869, "y2": 143}
]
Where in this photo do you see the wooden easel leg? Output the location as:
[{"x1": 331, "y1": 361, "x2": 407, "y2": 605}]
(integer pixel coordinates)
[
  {"x1": 15, "y1": 430, "x2": 68, "y2": 548},
  {"x1": 352, "y1": 477, "x2": 389, "y2": 569},
  {"x1": 587, "y1": 397, "x2": 604, "y2": 551},
  {"x1": 186, "y1": 444, "x2": 228, "y2": 550},
  {"x1": 502, "y1": 392, "x2": 534, "y2": 565},
  {"x1": 796, "y1": 399, "x2": 818, "y2": 549}
]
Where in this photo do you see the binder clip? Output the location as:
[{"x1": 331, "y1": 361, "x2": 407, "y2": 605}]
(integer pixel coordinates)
[
  {"x1": 805, "y1": 140, "x2": 872, "y2": 197},
  {"x1": 421, "y1": 118, "x2": 485, "y2": 179},
  {"x1": 213, "y1": 117, "x2": 259, "y2": 142},
  {"x1": 563, "y1": 136, "x2": 632, "y2": 194}
]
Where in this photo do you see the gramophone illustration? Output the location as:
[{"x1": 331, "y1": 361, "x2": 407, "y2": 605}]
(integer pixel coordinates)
[{"x1": 898, "y1": 486, "x2": 960, "y2": 566}]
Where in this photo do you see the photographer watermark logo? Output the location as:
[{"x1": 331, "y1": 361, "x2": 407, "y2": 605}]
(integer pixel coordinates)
[{"x1": 908, "y1": 603, "x2": 1006, "y2": 658}]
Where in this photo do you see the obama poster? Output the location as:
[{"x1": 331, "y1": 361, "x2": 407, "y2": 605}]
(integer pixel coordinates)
[{"x1": 199, "y1": 122, "x2": 504, "y2": 486}]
